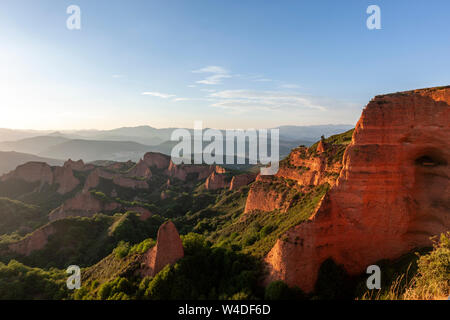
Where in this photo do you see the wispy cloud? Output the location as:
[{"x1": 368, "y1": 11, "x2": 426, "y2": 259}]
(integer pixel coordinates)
[
  {"x1": 209, "y1": 90, "x2": 328, "y2": 112},
  {"x1": 279, "y1": 83, "x2": 301, "y2": 89},
  {"x1": 142, "y1": 91, "x2": 176, "y2": 99},
  {"x1": 172, "y1": 97, "x2": 191, "y2": 102},
  {"x1": 192, "y1": 65, "x2": 231, "y2": 85},
  {"x1": 192, "y1": 66, "x2": 228, "y2": 74}
]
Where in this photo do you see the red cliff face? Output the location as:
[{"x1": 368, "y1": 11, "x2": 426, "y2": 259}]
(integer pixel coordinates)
[
  {"x1": 49, "y1": 192, "x2": 121, "y2": 221},
  {"x1": 205, "y1": 171, "x2": 229, "y2": 190},
  {"x1": 0, "y1": 162, "x2": 80, "y2": 195},
  {"x1": 126, "y1": 160, "x2": 152, "y2": 179},
  {"x1": 64, "y1": 159, "x2": 93, "y2": 172},
  {"x1": 264, "y1": 86, "x2": 450, "y2": 292},
  {"x1": 244, "y1": 140, "x2": 345, "y2": 214},
  {"x1": 141, "y1": 221, "x2": 184, "y2": 277},
  {"x1": 143, "y1": 152, "x2": 171, "y2": 169},
  {"x1": 244, "y1": 175, "x2": 293, "y2": 213},
  {"x1": 8, "y1": 224, "x2": 55, "y2": 256},
  {"x1": 1, "y1": 162, "x2": 53, "y2": 185},
  {"x1": 53, "y1": 166, "x2": 80, "y2": 194},
  {"x1": 229, "y1": 173, "x2": 257, "y2": 191},
  {"x1": 167, "y1": 161, "x2": 216, "y2": 181}
]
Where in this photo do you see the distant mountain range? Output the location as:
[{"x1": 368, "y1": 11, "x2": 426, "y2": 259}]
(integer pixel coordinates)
[{"x1": 0, "y1": 124, "x2": 353, "y2": 167}]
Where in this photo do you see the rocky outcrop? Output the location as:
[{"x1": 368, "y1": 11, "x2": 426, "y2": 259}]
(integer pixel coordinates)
[
  {"x1": 49, "y1": 192, "x2": 121, "y2": 221},
  {"x1": 126, "y1": 159, "x2": 152, "y2": 179},
  {"x1": 1, "y1": 162, "x2": 53, "y2": 185},
  {"x1": 83, "y1": 170, "x2": 100, "y2": 192},
  {"x1": 167, "y1": 161, "x2": 216, "y2": 181},
  {"x1": 64, "y1": 159, "x2": 93, "y2": 172},
  {"x1": 244, "y1": 141, "x2": 344, "y2": 214},
  {"x1": 0, "y1": 162, "x2": 80, "y2": 195},
  {"x1": 8, "y1": 224, "x2": 55, "y2": 256},
  {"x1": 244, "y1": 176, "x2": 293, "y2": 213},
  {"x1": 143, "y1": 152, "x2": 171, "y2": 169},
  {"x1": 141, "y1": 221, "x2": 184, "y2": 277},
  {"x1": 125, "y1": 206, "x2": 152, "y2": 221},
  {"x1": 229, "y1": 173, "x2": 257, "y2": 191},
  {"x1": 112, "y1": 176, "x2": 149, "y2": 189},
  {"x1": 264, "y1": 86, "x2": 450, "y2": 292},
  {"x1": 83, "y1": 167, "x2": 149, "y2": 192},
  {"x1": 204, "y1": 168, "x2": 256, "y2": 191},
  {"x1": 205, "y1": 171, "x2": 229, "y2": 190},
  {"x1": 53, "y1": 166, "x2": 80, "y2": 194}
]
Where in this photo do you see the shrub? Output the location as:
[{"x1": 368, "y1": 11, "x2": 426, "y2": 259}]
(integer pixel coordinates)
[
  {"x1": 113, "y1": 241, "x2": 130, "y2": 259},
  {"x1": 403, "y1": 232, "x2": 450, "y2": 300},
  {"x1": 264, "y1": 281, "x2": 291, "y2": 300}
]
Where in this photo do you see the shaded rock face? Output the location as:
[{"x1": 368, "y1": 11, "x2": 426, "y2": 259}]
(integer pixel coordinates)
[
  {"x1": 205, "y1": 171, "x2": 229, "y2": 190},
  {"x1": 229, "y1": 173, "x2": 257, "y2": 191},
  {"x1": 264, "y1": 87, "x2": 450, "y2": 292},
  {"x1": 143, "y1": 152, "x2": 170, "y2": 169},
  {"x1": 0, "y1": 162, "x2": 80, "y2": 195},
  {"x1": 112, "y1": 176, "x2": 149, "y2": 189},
  {"x1": 53, "y1": 166, "x2": 80, "y2": 194},
  {"x1": 49, "y1": 192, "x2": 121, "y2": 221},
  {"x1": 167, "y1": 161, "x2": 216, "y2": 181},
  {"x1": 126, "y1": 160, "x2": 152, "y2": 179},
  {"x1": 142, "y1": 221, "x2": 184, "y2": 277},
  {"x1": 8, "y1": 225, "x2": 55, "y2": 256},
  {"x1": 64, "y1": 159, "x2": 93, "y2": 172},
  {"x1": 1, "y1": 162, "x2": 53, "y2": 185},
  {"x1": 204, "y1": 167, "x2": 229, "y2": 190},
  {"x1": 83, "y1": 166, "x2": 149, "y2": 192}
]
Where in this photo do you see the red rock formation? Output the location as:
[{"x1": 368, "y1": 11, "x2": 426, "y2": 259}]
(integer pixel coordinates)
[
  {"x1": 205, "y1": 171, "x2": 229, "y2": 190},
  {"x1": 143, "y1": 152, "x2": 171, "y2": 169},
  {"x1": 167, "y1": 161, "x2": 215, "y2": 181},
  {"x1": 1, "y1": 162, "x2": 53, "y2": 184},
  {"x1": 112, "y1": 176, "x2": 149, "y2": 189},
  {"x1": 83, "y1": 166, "x2": 150, "y2": 191},
  {"x1": 8, "y1": 225, "x2": 55, "y2": 256},
  {"x1": 264, "y1": 86, "x2": 450, "y2": 292},
  {"x1": 244, "y1": 144, "x2": 343, "y2": 213},
  {"x1": 316, "y1": 140, "x2": 326, "y2": 153},
  {"x1": 64, "y1": 159, "x2": 92, "y2": 171},
  {"x1": 125, "y1": 206, "x2": 153, "y2": 221},
  {"x1": 244, "y1": 176, "x2": 292, "y2": 213},
  {"x1": 0, "y1": 161, "x2": 80, "y2": 194},
  {"x1": 49, "y1": 192, "x2": 121, "y2": 221},
  {"x1": 160, "y1": 191, "x2": 168, "y2": 200},
  {"x1": 83, "y1": 170, "x2": 100, "y2": 192},
  {"x1": 229, "y1": 173, "x2": 257, "y2": 191},
  {"x1": 142, "y1": 221, "x2": 184, "y2": 277},
  {"x1": 126, "y1": 159, "x2": 152, "y2": 179},
  {"x1": 53, "y1": 166, "x2": 80, "y2": 194}
]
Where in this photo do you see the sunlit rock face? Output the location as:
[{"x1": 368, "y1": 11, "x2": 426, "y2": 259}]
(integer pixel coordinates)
[
  {"x1": 141, "y1": 221, "x2": 184, "y2": 277},
  {"x1": 264, "y1": 86, "x2": 450, "y2": 292}
]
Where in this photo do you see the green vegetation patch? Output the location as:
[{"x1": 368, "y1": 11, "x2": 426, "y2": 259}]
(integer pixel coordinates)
[{"x1": 210, "y1": 183, "x2": 330, "y2": 257}]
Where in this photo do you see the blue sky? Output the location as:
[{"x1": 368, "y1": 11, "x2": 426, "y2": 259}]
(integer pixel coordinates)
[{"x1": 0, "y1": 0, "x2": 449, "y2": 130}]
